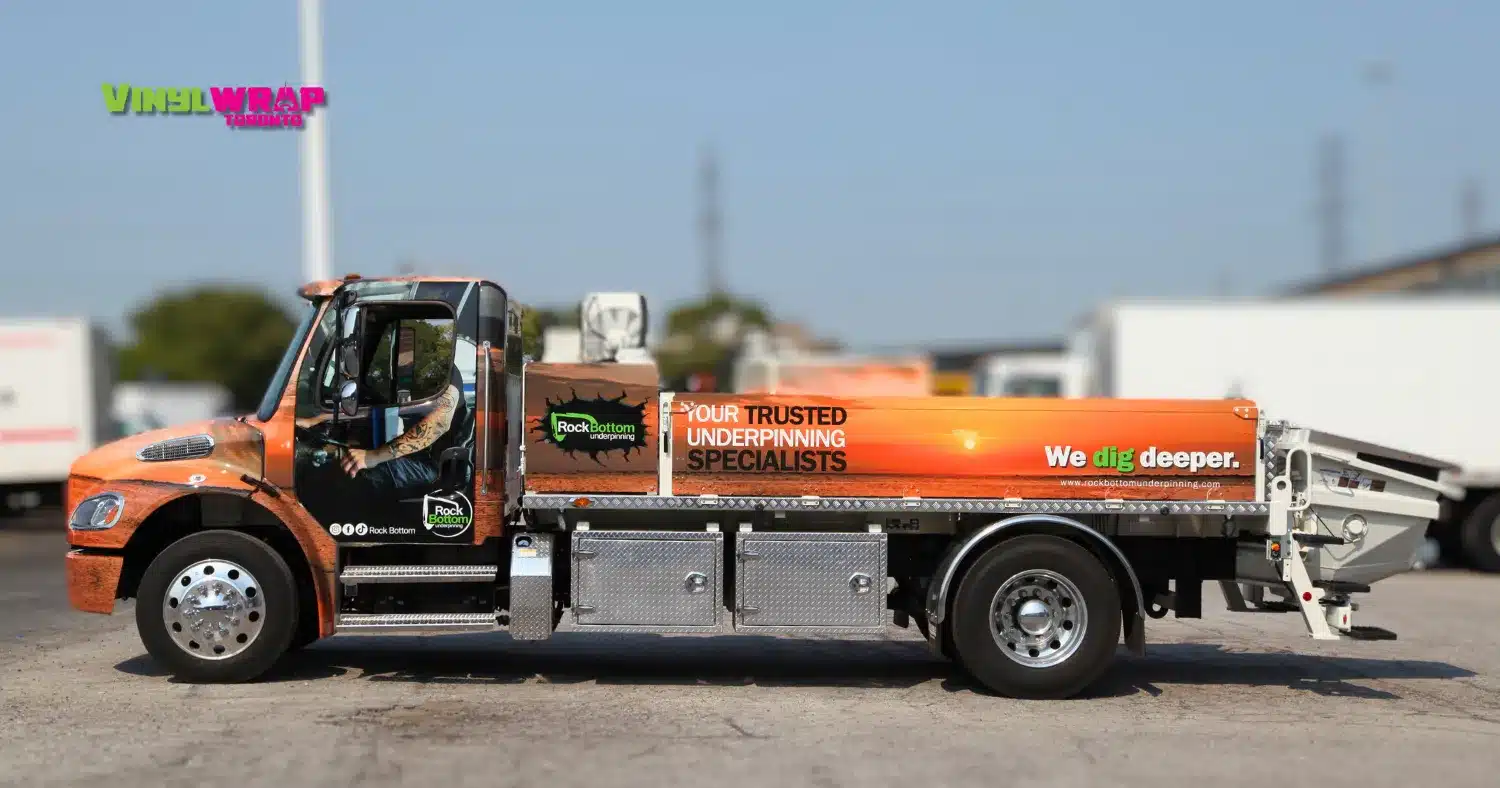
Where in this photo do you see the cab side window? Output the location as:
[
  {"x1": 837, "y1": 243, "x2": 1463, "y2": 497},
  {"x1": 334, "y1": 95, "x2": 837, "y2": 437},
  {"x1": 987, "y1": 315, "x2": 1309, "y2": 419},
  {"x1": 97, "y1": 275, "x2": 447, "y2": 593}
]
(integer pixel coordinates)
[
  {"x1": 364, "y1": 316, "x2": 455, "y2": 404},
  {"x1": 314, "y1": 304, "x2": 456, "y2": 411}
]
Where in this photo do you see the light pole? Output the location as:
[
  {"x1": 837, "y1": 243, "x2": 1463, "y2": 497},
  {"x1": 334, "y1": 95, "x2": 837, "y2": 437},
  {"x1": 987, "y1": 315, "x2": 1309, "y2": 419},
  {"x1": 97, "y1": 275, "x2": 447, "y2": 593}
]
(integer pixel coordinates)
[{"x1": 299, "y1": 0, "x2": 333, "y2": 284}]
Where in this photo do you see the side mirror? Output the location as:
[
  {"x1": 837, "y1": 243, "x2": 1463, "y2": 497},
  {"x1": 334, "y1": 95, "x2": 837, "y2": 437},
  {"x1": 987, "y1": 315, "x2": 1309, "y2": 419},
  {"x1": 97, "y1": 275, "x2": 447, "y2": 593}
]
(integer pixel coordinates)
[{"x1": 337, "y1": 379, "x2": 359, "y2": 417}]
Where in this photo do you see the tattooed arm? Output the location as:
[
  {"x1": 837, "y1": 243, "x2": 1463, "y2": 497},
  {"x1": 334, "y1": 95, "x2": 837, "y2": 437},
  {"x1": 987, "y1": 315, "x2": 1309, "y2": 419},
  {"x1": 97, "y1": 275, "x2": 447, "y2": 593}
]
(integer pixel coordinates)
[{"x1": 339, "y1": 384, "x2": 459, "y2": 475}]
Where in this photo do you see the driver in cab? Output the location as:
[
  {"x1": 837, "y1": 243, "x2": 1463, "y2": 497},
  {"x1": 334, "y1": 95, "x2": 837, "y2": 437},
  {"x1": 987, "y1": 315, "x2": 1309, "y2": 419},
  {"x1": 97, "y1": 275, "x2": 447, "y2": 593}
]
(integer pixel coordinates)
[{"x1": 295, "y1": 365, "x2": 465, "y2": 493}]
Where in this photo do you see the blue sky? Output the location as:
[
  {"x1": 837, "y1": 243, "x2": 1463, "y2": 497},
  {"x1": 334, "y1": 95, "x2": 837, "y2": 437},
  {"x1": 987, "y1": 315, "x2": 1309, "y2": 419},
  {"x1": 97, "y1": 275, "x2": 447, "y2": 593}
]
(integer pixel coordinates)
[{"x1": 2, "y1": 1, "x2": 1496, "y2": 347}]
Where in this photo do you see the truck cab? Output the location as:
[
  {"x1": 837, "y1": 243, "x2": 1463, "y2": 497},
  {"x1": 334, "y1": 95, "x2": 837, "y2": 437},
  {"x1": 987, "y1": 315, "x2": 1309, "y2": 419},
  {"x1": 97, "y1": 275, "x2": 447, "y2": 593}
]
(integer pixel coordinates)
[
  {"x1": 64, "y1": 276, "x2": 525, "y2": 671},
  {"x1": 971, "y1": 349, "x2": 1084, "y2": 399}
]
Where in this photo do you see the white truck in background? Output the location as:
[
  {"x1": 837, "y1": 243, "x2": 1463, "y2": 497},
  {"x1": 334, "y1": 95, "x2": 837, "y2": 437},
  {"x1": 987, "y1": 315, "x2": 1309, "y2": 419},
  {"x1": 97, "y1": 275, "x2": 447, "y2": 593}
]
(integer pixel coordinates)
[
  {"x1": 973, "y1": 297, "x2": 1500, "y2": 572},
  {"x1": 112, "y1": 382, "x2": 233, "y2": 437},
  {"x1": 0, "y1": 319, "x2": 116, "y2": 516},
  {"x1": 970, "y1": 344, "x2": 1083, "y2": 399},
  {"x1": 539, "y1": 326, "x2": 583, "y2": 363}
]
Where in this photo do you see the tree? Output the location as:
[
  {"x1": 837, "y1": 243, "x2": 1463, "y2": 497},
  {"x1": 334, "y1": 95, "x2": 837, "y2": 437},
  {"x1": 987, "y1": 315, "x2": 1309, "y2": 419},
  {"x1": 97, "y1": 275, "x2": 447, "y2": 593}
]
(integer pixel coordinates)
[
  {"x1": 655, "y1": 293, "x2": 773, "y2": 389},
  {"x1": 518, "y1": 303, "x2": 581, "y2": 358},
  {"x1": 117, "y1": 286, "x2": 298, "y2": 411}
]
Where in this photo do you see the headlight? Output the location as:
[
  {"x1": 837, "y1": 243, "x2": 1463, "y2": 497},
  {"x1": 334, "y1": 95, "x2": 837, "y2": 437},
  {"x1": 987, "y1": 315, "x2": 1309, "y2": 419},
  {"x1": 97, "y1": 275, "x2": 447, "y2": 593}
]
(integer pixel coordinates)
[{"x1": 69, "y1": 493, "x2": 125, "y2": 531}]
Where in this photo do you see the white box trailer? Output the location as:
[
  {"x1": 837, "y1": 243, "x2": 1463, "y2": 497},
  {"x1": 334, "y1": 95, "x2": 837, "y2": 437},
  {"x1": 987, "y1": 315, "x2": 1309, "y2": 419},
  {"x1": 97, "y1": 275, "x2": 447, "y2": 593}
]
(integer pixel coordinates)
[
  {"x1": 975, "y1": 297, "x2": 1500, "y2": 570},
  {"x1": 0, "y1": 319, "x2": 115, "y2": 514}
]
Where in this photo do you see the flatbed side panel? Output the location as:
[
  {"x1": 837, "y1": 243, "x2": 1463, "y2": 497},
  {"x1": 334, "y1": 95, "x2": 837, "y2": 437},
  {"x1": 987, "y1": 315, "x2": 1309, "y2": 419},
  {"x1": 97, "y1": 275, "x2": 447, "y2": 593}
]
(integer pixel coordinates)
[
  {"x1": 522, "y1": 362, "x2": 660, "y2": 494},
  {"x1": 522, "y1": 493, "x2": 1269, "y2": 516},
  {"x1": 668, "y1": 394, "x2": 1260, "y2": 501}
]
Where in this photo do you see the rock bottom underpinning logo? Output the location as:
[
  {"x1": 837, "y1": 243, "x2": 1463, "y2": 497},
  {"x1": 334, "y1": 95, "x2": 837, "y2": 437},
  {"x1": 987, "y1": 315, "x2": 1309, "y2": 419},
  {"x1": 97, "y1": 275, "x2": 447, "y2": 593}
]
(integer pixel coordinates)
[
  {"x1": 533, "y1": 392, "x2": 649, "y2": 463},
  {"x1": 423, "y1": 491, "x2": 474, "y2": 538}
]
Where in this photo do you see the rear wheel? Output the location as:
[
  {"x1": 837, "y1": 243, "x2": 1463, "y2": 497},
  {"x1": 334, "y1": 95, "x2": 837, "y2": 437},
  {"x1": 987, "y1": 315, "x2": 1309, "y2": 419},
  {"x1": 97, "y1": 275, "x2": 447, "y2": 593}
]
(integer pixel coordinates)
[
  {"x1": 135, "y1": 530, "x2": 298, "y2": 683},
  {"x1": 1459, "y1": 492, "x2": 1500, "y2": 573},
  {"x1": 950, "y1": 535, "x2": 1121, "y2": 699}
]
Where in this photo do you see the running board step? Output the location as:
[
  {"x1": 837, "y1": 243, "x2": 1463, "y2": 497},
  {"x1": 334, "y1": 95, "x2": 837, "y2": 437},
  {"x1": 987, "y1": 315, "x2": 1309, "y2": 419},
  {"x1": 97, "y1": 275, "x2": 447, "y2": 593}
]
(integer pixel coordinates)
[
  {"x1": 336, "y1": 612, "x2": 498, "y2": 631},
  {"x1": 338, "y1": 565, "x2": 498, "y2": 584}
]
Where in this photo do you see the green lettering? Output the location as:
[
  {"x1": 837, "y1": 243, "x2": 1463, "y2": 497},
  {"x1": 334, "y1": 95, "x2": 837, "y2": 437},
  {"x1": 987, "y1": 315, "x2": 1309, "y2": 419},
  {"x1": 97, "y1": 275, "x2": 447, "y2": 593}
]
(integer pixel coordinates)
[
  {"x1": 136, "y1": 87, "x2": 168, "y2": 114},
  {"x1": 1117, "y1": 448, "x2": 1135, "y2": 474},
  {"x1": 102, "y1": 83, "x2": 131, "y2": 113},
  {"x1": 167, "y1": 87, "x2": 194, "y2": 114},
  {"x1": 191, "y1": 88, "x2": 213, "y2": 113}
]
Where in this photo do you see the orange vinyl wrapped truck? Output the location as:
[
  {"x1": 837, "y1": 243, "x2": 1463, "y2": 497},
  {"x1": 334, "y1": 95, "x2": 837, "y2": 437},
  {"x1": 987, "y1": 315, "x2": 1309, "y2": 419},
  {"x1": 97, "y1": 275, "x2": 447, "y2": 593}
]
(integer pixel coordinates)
[{"x1": 62, "y1": 276, "x2": 1459, "y2": 699}]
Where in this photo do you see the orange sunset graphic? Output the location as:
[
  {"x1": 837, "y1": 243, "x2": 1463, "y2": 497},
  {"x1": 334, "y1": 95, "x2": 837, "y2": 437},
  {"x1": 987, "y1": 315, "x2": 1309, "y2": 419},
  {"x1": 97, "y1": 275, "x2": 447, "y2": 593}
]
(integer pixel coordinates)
[{"x1": 671, "y1": 395, "x2": 1259, "y2": 500}]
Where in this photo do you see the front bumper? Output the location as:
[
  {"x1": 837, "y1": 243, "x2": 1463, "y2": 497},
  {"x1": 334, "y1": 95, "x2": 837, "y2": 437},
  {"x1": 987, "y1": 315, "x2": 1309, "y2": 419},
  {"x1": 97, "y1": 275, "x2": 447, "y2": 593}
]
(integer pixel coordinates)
[{"x1": 65, "y1": 549, "x2": 123, "y2": 614}]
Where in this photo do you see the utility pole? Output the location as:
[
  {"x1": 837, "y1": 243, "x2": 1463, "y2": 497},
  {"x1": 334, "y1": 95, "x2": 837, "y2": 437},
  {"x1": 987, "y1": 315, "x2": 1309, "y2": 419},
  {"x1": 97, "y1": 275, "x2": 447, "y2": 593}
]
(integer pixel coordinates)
[
  {"x1": 1461, "y1": 178, "x2": 1483, "y2": 242},
  {"x1": 1363, "y1": 61, "x2": 1393, "y2": 263},
  {"x1": 698, "y1": 145, "x2": 724, "y2": 296},
  {"x1": 298, "y1": 0, "x2": 333, "y2": 283},
  {"x1": 1317, "y1": 134, "x2": 1346, "y2": 273}
]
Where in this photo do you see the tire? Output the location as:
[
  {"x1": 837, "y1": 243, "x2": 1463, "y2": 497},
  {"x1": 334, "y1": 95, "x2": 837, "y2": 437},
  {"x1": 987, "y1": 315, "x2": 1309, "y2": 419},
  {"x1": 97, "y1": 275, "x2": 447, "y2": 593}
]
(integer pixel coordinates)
[
  {"x1": 287, "y1": 629, "x2": 321, "y2": 653},
  {"x1": 1459, "y1": 492, "x2": 1500, "y2": 574},
  {"x1": 135, "y1": 530, "x2": 298, "y2": 683},
  {"x1": 950, "y1": 534, "x2": 1121, "y2": 699}
]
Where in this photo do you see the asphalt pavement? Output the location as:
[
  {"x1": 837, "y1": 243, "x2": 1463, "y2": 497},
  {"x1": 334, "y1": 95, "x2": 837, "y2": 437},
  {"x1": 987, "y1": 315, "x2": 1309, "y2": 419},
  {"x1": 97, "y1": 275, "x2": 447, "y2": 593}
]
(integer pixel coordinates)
[
  {"x1": 0, "y1": 510, "x2": 110, "y2": 643},
  {"x1": 2, "y1": 514, "x2": 1498, "y2": 788}
]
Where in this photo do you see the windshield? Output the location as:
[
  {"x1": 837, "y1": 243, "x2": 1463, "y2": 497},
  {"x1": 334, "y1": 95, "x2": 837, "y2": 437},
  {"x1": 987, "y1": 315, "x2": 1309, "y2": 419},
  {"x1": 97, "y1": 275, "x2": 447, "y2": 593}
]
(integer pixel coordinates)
[{"x1": 255, "y1": 302, "x2": 320, "y2": 422}]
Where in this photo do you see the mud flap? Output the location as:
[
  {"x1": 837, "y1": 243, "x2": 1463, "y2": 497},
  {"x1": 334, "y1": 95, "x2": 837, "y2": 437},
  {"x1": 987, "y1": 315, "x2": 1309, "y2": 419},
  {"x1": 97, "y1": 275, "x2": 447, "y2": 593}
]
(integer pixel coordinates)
[{"x1": 1124, "y1": 610, "x2": 1146, "y2": 656}]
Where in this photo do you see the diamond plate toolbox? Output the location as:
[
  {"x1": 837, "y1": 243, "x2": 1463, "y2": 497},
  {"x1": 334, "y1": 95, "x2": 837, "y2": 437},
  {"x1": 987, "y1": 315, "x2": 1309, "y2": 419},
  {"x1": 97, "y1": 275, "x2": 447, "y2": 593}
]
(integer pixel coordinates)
[
  {"x1": 735, "y1": 531, "x2": 887, "y2": 632},
  {"x1": 571, "y1": 531, "x2": 723, "y2": 629}
]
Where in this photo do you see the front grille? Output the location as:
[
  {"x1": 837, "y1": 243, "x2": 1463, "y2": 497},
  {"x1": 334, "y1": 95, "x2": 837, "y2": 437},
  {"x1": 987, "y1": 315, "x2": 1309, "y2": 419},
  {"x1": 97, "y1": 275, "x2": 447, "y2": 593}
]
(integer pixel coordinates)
[{"x1": 135, "y1": 434, "x2": 215, "y2": 462}]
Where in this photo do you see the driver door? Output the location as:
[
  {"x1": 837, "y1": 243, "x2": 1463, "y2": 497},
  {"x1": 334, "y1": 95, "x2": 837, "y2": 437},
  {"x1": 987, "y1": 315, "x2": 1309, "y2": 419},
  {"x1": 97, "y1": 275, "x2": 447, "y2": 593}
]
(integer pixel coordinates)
[{"x1": 292, "y1": 281, "x2": 480, "y2": 544}]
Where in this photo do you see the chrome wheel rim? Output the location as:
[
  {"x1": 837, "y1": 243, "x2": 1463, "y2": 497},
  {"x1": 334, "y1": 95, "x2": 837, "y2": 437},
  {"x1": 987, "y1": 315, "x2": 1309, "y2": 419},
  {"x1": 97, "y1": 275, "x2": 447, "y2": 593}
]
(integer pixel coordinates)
[
  {"x1": 989, "y1": 569, "x2": 1088, "y2": 669},
  {"x1": 162, "y1": 559, "x2": 264, "y2": 660}
]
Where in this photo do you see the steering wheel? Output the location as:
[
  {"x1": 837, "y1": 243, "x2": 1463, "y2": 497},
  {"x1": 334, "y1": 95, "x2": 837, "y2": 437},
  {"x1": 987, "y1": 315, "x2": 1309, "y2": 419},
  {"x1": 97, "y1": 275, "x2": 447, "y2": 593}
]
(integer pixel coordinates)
[{"x1": 295, "y1": 424, "x2": 351, "y2": 449}]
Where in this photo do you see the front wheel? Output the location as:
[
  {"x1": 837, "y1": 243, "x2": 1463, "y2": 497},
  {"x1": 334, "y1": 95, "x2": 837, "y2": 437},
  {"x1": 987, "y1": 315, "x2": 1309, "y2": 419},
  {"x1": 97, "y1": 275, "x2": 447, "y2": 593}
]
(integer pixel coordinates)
[
  {"x1": 135, "y1": 530, "x2": 298, "y2": 683},
  {"x1": 950, "y1": 534, "x2": 1121, "y2": 699}
]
